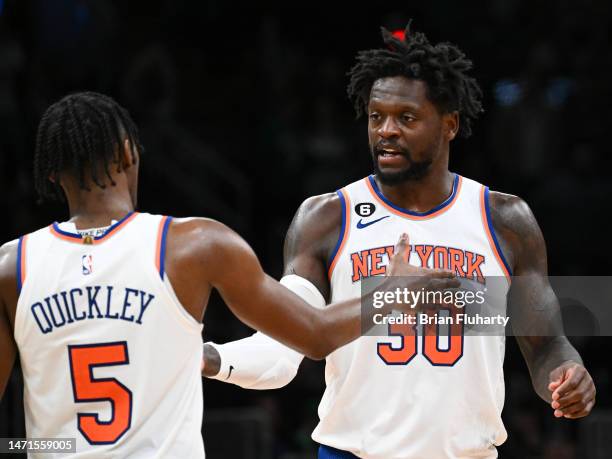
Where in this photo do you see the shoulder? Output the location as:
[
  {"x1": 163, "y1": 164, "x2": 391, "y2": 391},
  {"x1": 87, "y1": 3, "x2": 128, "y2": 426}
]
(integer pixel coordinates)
[
  {"x1": 488, "y1": 191, "x2": 540, "y2": 238},
  {"x1": 285, "y1": 192, "x2": 343, "y2": 259},
  {"x1": 168, "y1": 217, "x2": 233, "y2": 239},
  {"x1": 488, "y1": 190, "x2": 546, "y2": 273},
  {"x1": 0, "y1": 240, "x2": 19, "y2": 316},
  {"x1": 167, "y1": 217, "x2": 249, "y2": 257},
  {"x1": 293, "y1": 192, "x2": 343, "y2": 230},
  {"x1": 0, "y1": 240, "x2": 19, "y2": 281}
]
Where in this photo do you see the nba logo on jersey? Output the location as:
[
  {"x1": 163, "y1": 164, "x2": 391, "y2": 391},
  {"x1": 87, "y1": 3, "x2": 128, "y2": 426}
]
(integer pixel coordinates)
[{"x1": 81, "y1": 254, "x2": 93, "y2": 275}]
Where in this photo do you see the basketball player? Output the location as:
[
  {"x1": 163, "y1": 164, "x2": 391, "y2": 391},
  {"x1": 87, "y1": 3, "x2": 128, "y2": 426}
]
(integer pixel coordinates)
[
  {"x1": 202, "y1": 24, "x2": 596, "y2": 458},
  {"x1": 0, "y1": 92, "x2": 457, "y2": 458}
]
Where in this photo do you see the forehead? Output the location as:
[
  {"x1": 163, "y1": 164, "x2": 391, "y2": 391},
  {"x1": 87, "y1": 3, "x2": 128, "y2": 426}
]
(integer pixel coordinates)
[{"x1": 368, "y1": 76, "x2": 430, "y2": 109}]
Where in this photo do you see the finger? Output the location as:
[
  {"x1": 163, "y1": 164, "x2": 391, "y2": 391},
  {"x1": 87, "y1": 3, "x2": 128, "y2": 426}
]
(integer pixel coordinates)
[
  {"x1": 563, "y1": 399, "x2": 595, "y2": 419},
  {"x1": 553, "y1": 367, "x2": 585, "y2": 398},
  {"x1": 548, "y1": 380, "x2": 562, "y2": 392},
  {"x1": 393, "y1": 233, "x2": 410, "y2": 262},
  {"x1": 427, "y1": 268, "x2": 457, "y2": 279},
  {"x1": 553, "y1": 378, "x2": 594, "y2": 409},
  {"x1": 551, "y1": 391, "x2": 581, "y2": 410},
  {"x1": 548, "y1": 368, "x2": 566, "y2": 391},
  {"x1": 428, "y1": 278, "x2": 461, "y2": 290},
  {"x1": 555, "y1": 398, "x2": 590, "y2": 418}
]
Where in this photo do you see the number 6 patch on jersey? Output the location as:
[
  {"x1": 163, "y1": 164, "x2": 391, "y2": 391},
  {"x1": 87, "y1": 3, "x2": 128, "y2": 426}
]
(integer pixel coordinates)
[{"x1": 68, "y1": 341, "x2": 133, "y2": 444}]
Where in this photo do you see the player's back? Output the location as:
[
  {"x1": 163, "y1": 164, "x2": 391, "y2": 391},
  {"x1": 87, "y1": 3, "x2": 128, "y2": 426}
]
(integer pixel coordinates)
[{"x1": 14, "y1": 212, "x2": 204, "y2": 458}]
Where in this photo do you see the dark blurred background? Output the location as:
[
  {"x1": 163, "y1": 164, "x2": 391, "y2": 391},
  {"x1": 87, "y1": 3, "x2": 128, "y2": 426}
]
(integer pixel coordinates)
[{"x1": 0, "y1": 1, "x2": 611, "y2": 458}]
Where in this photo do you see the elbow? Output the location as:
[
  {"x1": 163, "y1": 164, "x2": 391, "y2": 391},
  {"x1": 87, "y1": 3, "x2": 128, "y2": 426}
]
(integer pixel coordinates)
[
  {"x1": 305, "y1": 348, "x2": 327, "y2": 361},
  {"x1": 304, "y1": 335, "x2": 333, "y2": 361},
  {"x1": 299, "y1": 314, "x2": 337, "y2": 360},
  {"x1": 305, "y1": 351, "x2": 326, "y2": 361}
]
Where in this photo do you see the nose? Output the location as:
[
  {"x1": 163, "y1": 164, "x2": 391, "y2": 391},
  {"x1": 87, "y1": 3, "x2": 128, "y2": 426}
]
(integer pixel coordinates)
[{"x1": 377, "y1": 116, "x2": 401, "y2": 139}]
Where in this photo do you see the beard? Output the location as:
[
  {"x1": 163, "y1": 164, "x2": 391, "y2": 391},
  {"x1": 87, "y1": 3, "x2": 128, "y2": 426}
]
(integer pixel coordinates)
[{"x1": 371, "y1": 144, "x2": 433, "y2": 185}]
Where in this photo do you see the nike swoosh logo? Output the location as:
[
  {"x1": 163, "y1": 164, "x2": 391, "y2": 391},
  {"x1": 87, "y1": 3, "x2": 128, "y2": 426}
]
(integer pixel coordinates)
[
  {"x1": 226, "y1": 365, "x2": 234, "y2": 380},
  {"x1": 356, "y1": 216, "x2": 389, "y2": 229}
]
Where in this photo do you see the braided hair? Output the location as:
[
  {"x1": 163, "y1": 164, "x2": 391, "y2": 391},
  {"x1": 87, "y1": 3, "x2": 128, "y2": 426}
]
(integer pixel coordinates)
[
  {"x1": 34, "y1": 92, "x2": 143, "y2": 201},
  {"x1": 347, "y1": 21, "x2": 483, "y2": 138}
]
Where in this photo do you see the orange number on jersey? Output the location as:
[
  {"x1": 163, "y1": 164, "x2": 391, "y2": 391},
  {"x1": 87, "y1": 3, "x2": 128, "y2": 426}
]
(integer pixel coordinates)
[
  {"x1": 377, "y1": 322, "x2": 417, "y2": 365},
  {"x1": 422, "y1": 308, "x2": 464, "y2": 366},
  {"x1": 377, "y1": 309, "x2": 464, "y2": 366},
  {"x1": 68, "y1": 341, "x2": 132, "y2": 444}
]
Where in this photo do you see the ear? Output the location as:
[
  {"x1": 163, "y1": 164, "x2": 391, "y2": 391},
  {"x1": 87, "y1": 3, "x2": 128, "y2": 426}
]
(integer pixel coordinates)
[
  {"x1": 444, "y1": 111, "x2": 459, "y2": 141},
  {"x1": 120, "y1": 138, "x2": 138, "y2": 169}
]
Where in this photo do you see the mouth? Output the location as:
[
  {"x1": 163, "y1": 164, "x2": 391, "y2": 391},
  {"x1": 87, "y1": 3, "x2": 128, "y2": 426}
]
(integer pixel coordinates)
[
  {"x1": 375, "y1": 146, "x2": 408, "y2": 166},
  {"x1": 379, "y1": 149, "x2": 403, "y2": 158},
  {"x1": 376, "y1": 145, "x2": 405, "y2": 156}
]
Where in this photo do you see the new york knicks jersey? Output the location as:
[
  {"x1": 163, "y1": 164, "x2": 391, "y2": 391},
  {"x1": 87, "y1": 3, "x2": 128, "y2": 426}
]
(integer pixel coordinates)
[
  {"x1": 312, "y1": 174, "x2": 512, "y2": 459},
  {"x1": 14, "y1": 212, "x2": 204, "y2": 458}
]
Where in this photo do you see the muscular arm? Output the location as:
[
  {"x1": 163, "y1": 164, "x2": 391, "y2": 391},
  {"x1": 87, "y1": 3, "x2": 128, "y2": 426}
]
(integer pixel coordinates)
[
  {"x1": 282, "y1": 192, "x2": 341, "y2": 298},
  {"x1": 202, "y1": 194, "x2": 341, "y2": 382},
  {"x1": 490, "y1": 192, "x2": 595, "y2": 417},
  {"x1": 0, "y1": 242, "x2": 19, "y2": 401},
  {"x1": 170, "y1": 193, "x2": 398, "y2": 361}
]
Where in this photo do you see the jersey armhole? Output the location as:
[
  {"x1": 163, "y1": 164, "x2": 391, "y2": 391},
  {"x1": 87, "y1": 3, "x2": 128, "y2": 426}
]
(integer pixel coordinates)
[
  {"x1": 480, "y1": 186, "x2": 513, "y2": 283},
  {"x1": 327, "y1": 189, "x2": 351, "y2": 280},
  {"x1": 16, "y1": 235, "x2": 28, "y2": 295},
  {"x1": 155, "y1": 216, "x2": 173, "y2": 279}
]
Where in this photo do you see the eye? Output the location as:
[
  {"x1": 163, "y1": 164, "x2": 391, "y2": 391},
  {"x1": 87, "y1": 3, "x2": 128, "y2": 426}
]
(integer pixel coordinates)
[
  {"x1": 402, "y1": 113, "x2": 416, "y2": 122},
  {"x1": 369, "y1": 112, "x2": 380, "y2": 121}
]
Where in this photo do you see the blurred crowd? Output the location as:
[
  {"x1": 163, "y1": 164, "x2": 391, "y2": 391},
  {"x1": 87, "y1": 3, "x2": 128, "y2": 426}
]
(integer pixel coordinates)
[{"x1": 0, "y1": 1, "x2": 611, "y2": 458}]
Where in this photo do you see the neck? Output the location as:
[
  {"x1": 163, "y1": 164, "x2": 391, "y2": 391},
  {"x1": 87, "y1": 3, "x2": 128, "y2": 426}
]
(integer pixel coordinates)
[
  {"x1": 375, "y1": 161, "x2": 454, "y2": 213},
  {"x1": 66, "y1": 187, "x2": 134, "y2": 230}
]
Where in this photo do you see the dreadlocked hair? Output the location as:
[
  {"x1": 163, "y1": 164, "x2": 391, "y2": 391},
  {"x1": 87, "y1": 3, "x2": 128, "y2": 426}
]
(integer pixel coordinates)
[
  {"x1": 34, "y1": 91, "x2": 143, "y2": 202},
  {"x1": 347, "y1": 21, "x2": 483, "y2": 138}
]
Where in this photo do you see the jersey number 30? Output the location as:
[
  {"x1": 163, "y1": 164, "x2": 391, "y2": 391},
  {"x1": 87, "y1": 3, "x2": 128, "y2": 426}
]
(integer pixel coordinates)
[
  {"x1": 377, "y1": 309, "x2": 464, "y2": 366},
  {"x1": 68, "y1": 341, "x2": 132, "y2": 444}
]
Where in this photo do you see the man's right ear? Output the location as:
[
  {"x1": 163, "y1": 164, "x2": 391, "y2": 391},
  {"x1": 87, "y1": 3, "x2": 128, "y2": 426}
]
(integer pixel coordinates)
[{"x1": 121, "y1": 138, "x2": 138, "y2": 169}]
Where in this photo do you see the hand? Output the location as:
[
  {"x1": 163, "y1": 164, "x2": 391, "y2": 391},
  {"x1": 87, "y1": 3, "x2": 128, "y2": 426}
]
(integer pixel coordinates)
[
  {"x1": 548, "y1": 361, "x2": 595, "y2": 419},
  {"x1": 386, "y1": 233, "x2": 460, "y2": 311}
]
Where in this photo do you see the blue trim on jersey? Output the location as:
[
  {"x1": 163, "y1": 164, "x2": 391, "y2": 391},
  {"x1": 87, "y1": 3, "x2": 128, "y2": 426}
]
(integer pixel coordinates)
[
  {"x1": 327, "y1": 190, "x2": 347, "y2": 270},
  {"x1": 368, "y1": 173, "x2": 459, "y2": 216},
  {"x1": 318, "y1": 445, "x2": 359, "y2": 459},
  {"x1": 159, "y1": 216, "x2": 173, "y2": 279},
  {"x1": 484, "y1": 187, "x2": 513, "y2": 276},
  {"x1": 16, "y1": 236, "x2": 24, "y2": 295},
  {"x1": 52, "y1": 211, "x2": 136, "y2": 241}
]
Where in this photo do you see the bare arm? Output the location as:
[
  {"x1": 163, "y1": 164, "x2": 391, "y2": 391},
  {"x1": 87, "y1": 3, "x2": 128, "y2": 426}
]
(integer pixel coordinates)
[
  {"x1": 0, "y1": 241, "x2": 19, "y2": 401},
  {"x1": 202, "y1": 193, "x2": 340, "y2": 378},
  {"x1": 169, "y1": 214, "x2": 422, "y2": 361},
  {"x1": 491, "y1": 191, "x2": 595, "y2": 417},
  {"x1": 282, "y1": 193, "x2": 342, "y2": 298},
  {"x1": 199, "y1": 193, "x2": 456, "y2": 366}
]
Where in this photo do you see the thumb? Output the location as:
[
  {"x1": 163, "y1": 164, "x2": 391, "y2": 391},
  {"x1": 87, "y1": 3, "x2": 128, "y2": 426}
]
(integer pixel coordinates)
[
  {"x1": 548, "y1": 366, "x2": 566, "y2": 391},
  {"x1": 394, "y1": 233, "x2": 410, "y2": 263}
]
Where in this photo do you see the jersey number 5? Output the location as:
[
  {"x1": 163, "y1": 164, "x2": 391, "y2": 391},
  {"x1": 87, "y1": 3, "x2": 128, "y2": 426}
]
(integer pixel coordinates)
[
  {"x1": 377, "y1": 309, "x2": 464, "y2": 366},
  {"x1": 68, "y1": 341, "x2": 132, "y2": 444}
]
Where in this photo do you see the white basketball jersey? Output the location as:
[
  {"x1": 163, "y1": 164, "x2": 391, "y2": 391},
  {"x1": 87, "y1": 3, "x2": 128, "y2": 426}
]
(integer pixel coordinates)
[
  {"x1": 14, "y1": 212, "x2": 205, "y2": 458},
  {"x1": 312, "y1": 174, "x2": 512, "y2": 459}
]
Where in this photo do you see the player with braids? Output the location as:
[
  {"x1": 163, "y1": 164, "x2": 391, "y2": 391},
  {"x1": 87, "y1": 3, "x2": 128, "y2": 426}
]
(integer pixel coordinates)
[
  {"x1": 203, "y1": 22, "x2": 595, "y2": 459},
  {"x1": 34, "y1": 92, "x2": 143, "y2": 201},
  {"x1": 0, "y1": 89, "x2": 436, "y2": 457},
  {"x1": 347, "y1": 22, "x2": 483, "y2": 138}
]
